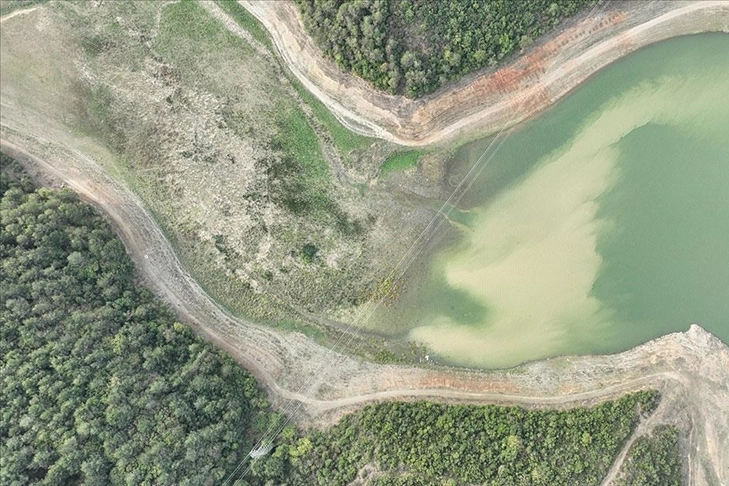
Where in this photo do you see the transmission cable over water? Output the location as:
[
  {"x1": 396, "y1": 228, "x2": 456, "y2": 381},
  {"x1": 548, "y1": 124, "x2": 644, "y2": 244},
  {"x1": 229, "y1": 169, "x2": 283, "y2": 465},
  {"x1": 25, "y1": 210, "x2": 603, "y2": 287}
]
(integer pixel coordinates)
[
  {"x1": 220, "y1": 0, "x2": 612, "y2": 483},
  {"x1": 223, "y1": 0, "x2": 612, "y2": 482}
]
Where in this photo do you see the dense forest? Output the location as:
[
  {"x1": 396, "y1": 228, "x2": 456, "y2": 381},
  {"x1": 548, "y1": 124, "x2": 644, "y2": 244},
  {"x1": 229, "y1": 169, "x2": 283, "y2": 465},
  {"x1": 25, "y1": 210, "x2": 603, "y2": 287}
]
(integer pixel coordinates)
[
  {"x1": 296, "y1": 0, "x2": 595, "y2": 98},
  {"x1": 0, "y1": 155, "x2": 273, "y2": 485},
  {"x1": 618, "y1": 425, "x2": 683, "y2": 486},
  {"x1": 247, "y1": 391, "x2": 660, "y2": 485}
]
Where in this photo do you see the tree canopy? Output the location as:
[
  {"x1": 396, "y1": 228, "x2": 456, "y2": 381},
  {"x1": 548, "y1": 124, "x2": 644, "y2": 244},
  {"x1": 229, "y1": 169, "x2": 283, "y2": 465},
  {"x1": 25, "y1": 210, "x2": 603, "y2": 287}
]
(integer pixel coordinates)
[
  {"x1": 296, "y1": 0, "x2": 595, "y2": 98},
  {"x1": 617, "y1": 425, "x2": 683, "y2": 486},
  {"x1": 0, "y1": 155, "x2": 272, "y2": 485},
  {"x1": 247, "y1": 391, "x2": 660, "y2": 485}
]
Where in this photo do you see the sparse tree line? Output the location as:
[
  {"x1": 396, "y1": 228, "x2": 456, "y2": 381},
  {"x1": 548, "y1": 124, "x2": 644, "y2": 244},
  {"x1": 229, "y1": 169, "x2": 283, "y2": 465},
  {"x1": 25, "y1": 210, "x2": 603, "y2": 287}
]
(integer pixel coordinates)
[{"x1": 296, "y1": 0, "x2": 595, "y2": 98}]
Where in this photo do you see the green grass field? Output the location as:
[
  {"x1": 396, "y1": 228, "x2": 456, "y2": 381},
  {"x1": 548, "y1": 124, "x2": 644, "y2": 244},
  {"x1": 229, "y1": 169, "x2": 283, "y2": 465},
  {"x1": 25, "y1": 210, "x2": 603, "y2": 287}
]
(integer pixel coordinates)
[
  {"x1": 214, "y1": 0, "x2": 274, "y2": 51},
  {"x1": 379, "y1": 150, "x2": 422, "y2": 175}
]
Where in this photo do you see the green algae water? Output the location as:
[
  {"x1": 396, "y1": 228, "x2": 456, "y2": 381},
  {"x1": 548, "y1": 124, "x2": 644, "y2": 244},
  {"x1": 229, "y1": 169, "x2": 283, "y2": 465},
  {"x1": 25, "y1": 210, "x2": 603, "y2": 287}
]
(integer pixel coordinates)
[{"x1": 375, "y1": 34, "x2": 729, "y2": 368}]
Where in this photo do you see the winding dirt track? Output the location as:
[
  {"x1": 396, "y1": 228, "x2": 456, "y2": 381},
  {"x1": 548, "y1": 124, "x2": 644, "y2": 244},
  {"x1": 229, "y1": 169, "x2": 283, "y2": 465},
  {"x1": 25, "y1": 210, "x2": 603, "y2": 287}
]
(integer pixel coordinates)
[
  {"x1": 2, "y1": 135, "x2": 728, "y2": 485},
  {"x1": 241, "y1": 0, "x2": 729, "y2": 146},
  {"x1": 2, "y1": 2, "x2": 729, "y2": 483}
]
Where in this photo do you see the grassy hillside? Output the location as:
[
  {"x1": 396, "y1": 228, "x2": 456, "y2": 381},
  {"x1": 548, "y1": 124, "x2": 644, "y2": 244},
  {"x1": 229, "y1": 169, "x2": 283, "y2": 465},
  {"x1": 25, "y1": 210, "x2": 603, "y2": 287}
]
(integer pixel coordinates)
[
  {"x1": 33, "y1": 0, "x2": 401, "y2": 331},
  {"x1": 0, "y1": 0, "x2": 448, "y2": 362}
]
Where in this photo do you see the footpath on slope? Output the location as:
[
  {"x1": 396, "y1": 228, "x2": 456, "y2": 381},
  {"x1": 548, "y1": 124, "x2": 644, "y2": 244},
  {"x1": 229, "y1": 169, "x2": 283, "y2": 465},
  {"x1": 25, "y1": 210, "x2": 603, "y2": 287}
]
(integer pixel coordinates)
[{"x1": 240, "y1": 0, "x2": 729, "y2": 146}]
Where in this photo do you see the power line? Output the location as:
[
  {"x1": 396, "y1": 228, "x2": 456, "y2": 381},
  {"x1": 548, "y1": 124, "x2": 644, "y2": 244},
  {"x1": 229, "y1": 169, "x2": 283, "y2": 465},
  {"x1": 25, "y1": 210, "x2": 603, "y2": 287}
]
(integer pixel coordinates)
[{"x1": 221, "y1": 1, "x2": 612, "y2": 484}]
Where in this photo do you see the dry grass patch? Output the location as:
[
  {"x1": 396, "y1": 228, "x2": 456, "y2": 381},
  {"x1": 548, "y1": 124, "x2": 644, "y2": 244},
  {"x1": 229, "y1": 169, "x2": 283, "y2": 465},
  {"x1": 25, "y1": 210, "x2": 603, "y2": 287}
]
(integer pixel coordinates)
[{"x1": 1, "y1": 0, "x2": 436, "y2": 352}]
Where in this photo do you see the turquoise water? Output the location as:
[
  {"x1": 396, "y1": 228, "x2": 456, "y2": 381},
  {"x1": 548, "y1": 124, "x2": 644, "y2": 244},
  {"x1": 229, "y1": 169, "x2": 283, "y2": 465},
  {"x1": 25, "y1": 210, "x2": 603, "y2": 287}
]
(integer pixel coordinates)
[{"x1": 373, "y1": 34, "x2": 729, "y2": 368}]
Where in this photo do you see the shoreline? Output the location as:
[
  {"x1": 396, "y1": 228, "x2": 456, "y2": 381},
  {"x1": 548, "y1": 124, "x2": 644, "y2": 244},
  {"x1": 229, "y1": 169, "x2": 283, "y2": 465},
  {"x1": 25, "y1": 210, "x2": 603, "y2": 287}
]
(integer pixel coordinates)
[
  {"x1": 2, "y1": 134, "x2": 728, "y2": 484},
  {"x1": 240, "y1": 0, "x2": 729, "y2": 147}
]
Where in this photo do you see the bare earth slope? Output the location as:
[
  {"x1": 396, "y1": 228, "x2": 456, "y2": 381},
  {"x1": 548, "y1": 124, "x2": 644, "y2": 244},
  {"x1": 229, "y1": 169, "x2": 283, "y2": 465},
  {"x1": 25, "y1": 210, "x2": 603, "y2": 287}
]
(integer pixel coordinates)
[{"x1": 241, "y1": 0, "x2": 729, "y2": 146}]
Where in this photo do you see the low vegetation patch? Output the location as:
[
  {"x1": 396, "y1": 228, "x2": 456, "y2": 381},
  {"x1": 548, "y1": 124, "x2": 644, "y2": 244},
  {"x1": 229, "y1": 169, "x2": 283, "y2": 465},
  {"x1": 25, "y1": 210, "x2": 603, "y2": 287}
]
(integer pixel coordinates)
[
  {"x1": 0, "y1": 0, "x2": 46, "y2": 16},
  {"x1": 297, "y1": 0, "x2": 595, "y2": 98},
  {"x1": 214, "y1": 0, "x2": 275, "y2": 51},
  {"x1": 1, "y1": 0, "x2": 440, "y2": 363},
  {"x1": 379, "y1": 150, "x2": 422, "y2": 175},
  {"x1": 60, "y1": 0, "x2": 383, "y2": 327}
]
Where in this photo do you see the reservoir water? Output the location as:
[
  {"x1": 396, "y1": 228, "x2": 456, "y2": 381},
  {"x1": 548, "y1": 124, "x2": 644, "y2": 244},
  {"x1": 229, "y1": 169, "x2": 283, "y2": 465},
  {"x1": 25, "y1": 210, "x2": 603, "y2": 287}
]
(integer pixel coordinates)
[{"x1": 375, "y1": 34, "x2": 729, "y2": 368}]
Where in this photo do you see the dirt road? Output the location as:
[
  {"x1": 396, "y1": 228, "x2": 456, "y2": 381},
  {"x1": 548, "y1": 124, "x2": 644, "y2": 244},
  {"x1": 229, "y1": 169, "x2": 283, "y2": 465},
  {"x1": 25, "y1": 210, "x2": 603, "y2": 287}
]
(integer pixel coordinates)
[
  {"x1": 2, "y1": 133, "x2": 728, "y2": 485},
  {"x1": 240, "y1": 0, "x2": 729, "y2": 146}
]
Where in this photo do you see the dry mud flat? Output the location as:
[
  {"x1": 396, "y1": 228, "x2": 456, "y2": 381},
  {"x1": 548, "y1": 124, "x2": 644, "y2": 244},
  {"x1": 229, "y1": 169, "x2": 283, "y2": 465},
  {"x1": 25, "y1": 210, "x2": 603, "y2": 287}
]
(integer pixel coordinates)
[
  {"x1": 2, "y1": 136, "x2": 728, "y2": 486},
  {"x1": 241, "y1": 0, "x2": 729, "y2": 146}
]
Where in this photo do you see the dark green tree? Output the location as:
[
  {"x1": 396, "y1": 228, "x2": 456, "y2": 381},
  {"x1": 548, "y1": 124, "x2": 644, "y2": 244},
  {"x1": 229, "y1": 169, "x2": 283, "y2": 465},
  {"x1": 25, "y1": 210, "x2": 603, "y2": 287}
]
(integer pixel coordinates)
[
  {"x1": 296, "y1": 0, "x2": 595, "y2": 98},
  {"x1": 1, "y1": 157, "x2": 273, "y2": 485}
]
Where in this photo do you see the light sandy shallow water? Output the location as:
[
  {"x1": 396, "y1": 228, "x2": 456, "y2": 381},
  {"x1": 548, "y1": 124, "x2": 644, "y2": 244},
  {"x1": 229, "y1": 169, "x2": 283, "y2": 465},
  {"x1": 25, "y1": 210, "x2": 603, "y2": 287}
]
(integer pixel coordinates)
[{"x1": 382, "y1": 34, "x2": 729, "y2": 368}]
